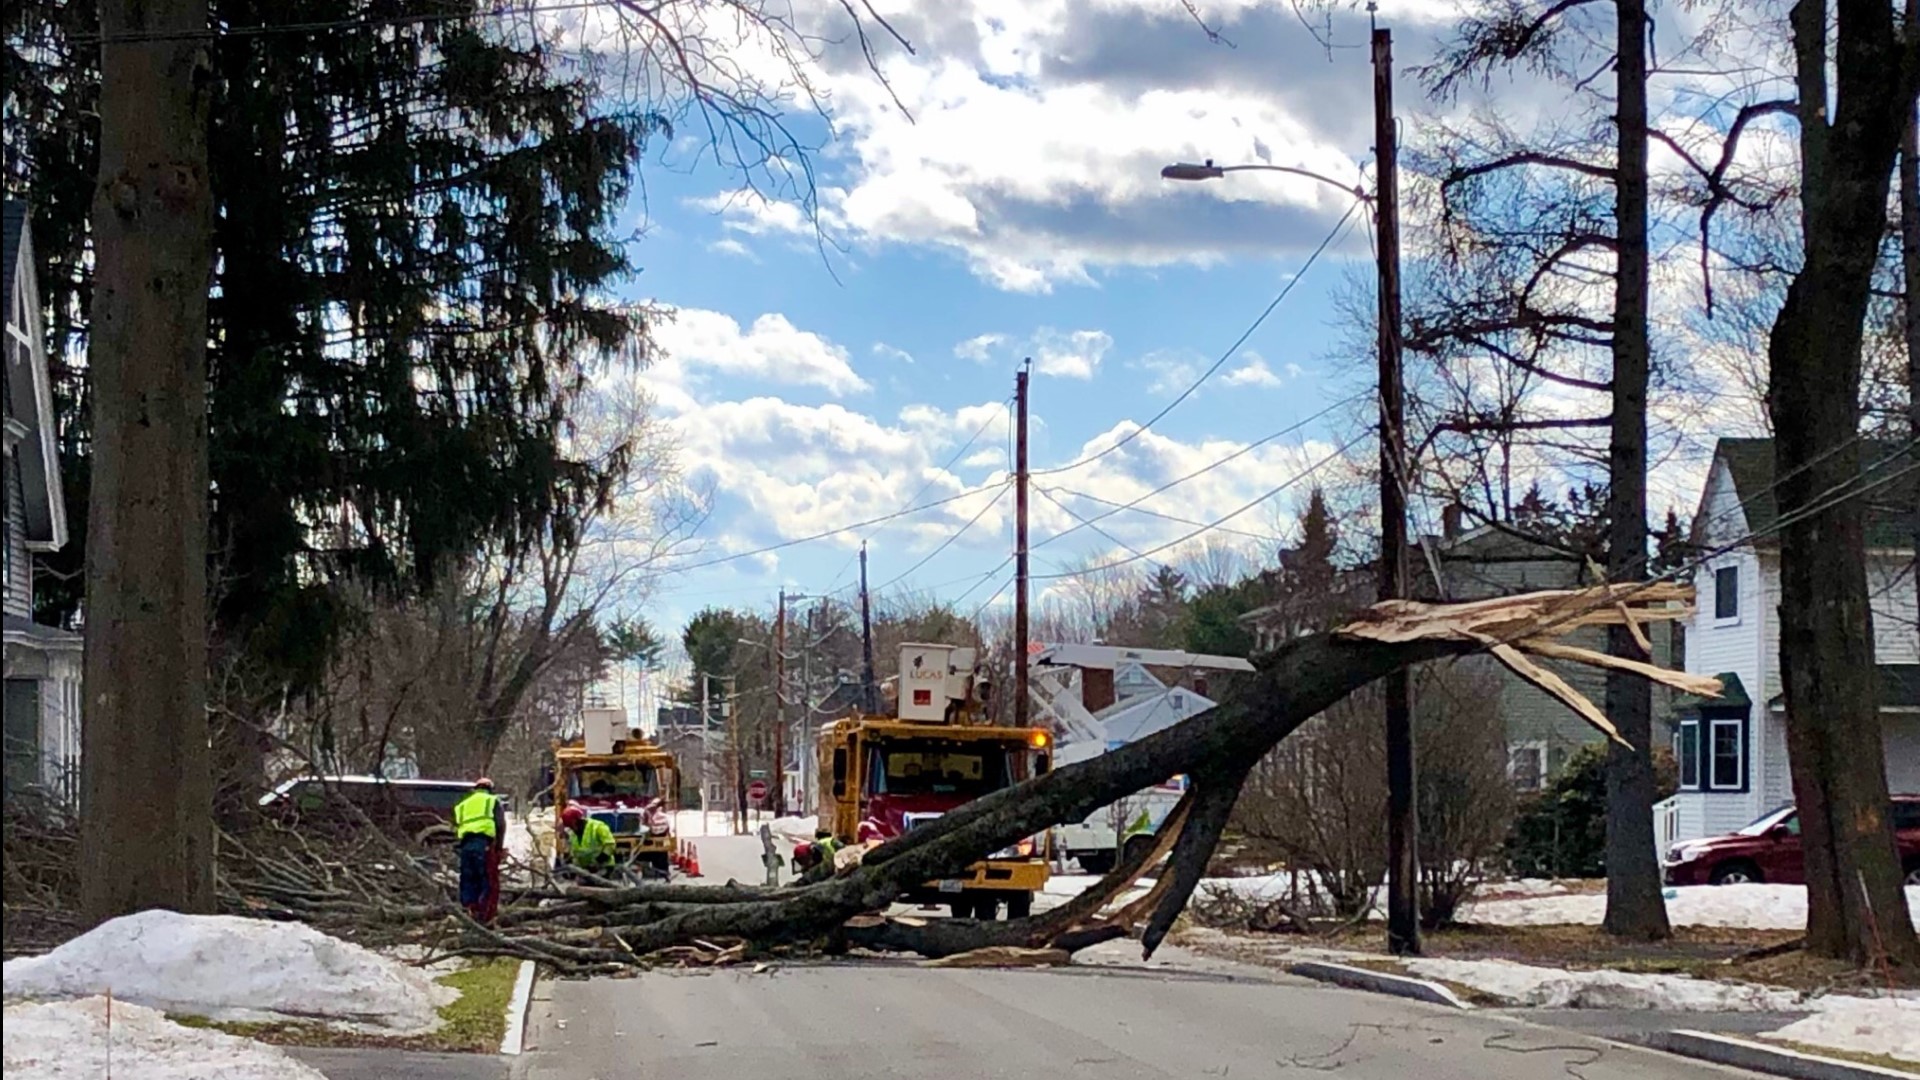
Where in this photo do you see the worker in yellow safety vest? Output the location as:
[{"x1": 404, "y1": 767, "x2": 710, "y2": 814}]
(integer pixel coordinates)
[
  {"x1": 558, "y1": 805, "x2": 618, "y2": 878},
  {"x1": 452, "y1": 778, "x2": 506, "y2": 921}
]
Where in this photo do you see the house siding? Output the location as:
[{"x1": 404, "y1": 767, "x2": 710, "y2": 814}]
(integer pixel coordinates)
[
  {"x1": 5, "y1": 450, "x2": 29, "y2": 618},
  {"x1": 1887, "y1": 715, "x2": 1920, "y2": 794}
]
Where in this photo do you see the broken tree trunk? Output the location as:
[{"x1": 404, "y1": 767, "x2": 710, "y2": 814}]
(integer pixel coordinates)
[{"x1": 279, "y1": 587, "x2": 1698, "y2": 969}]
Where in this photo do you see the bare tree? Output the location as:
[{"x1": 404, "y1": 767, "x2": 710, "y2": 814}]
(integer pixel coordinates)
[{"x1": 1764, "y1": 0, "x2": 1920, "y2": 966}]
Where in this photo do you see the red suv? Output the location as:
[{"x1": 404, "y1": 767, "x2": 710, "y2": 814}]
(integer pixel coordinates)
[{"x1": 1663, "y1": 796, "x2": 1920, "y2": 886}]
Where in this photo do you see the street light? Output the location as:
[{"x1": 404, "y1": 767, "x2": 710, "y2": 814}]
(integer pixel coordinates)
[
  {"x1": 1161, "y1": 49, "x2": 1418, "y2": 955},
  {"x1": 1160, "y1": 159, "x2": 1371, "y2": 203}
]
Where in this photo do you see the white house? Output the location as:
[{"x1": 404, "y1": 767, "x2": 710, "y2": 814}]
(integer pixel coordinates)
[
  {"x1": 1664, "y1": 437, "x2": 1919, "y2": 844},
  {"x1": 2, "y1": 199, "x2": 83, "y2": 807}
]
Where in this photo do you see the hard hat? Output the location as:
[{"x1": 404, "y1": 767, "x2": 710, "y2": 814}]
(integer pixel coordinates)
[
  {"x1": 561, "y1": 805, "x2": 586, "y2": 827},
  {"x1": 473, "y1": 777, "x2": 494, "y2": 789}
]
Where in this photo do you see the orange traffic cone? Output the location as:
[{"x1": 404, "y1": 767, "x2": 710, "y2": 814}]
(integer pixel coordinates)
[{"x1": 686, "y1": 843, "x2": 702, "y2": 878}]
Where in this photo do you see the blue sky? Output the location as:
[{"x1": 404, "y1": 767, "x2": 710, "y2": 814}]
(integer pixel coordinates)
[{"x1": 572, "y1": 0, "x2": 1763, "y2": 697}]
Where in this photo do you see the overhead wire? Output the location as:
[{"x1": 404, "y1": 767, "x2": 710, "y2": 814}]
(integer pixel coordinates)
[
  {"x1": 1032, "y1": 199, "x2": 1365, "y2": 480},
  {"x1": 870, "y1": 485, "x2": 1011, "y2": 594},
  {"x1": 1031, "y1": 392, "x2": 1365, "y2": 553},
  {"x1": 1032, "y1": 431, "x2": 1367, "y2": 581}
]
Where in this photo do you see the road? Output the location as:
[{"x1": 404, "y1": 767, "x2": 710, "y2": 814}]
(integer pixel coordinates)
[{"x1": 513, "y1": 943, "x2": 1766, "y2": 1080}]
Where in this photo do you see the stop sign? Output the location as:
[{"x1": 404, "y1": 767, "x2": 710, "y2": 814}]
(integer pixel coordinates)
[{"x1": 747, "y1": 779, "x2": 769, "y2": 805}]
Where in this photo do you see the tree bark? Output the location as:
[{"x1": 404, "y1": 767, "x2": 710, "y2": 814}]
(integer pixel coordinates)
[
  {"x1": 1901, "y1": 112, "x2": 1919, "y2": 623},
  {"x1": 80, "y1": 0, "x2": 217, "y2": 920},
  {"x1": 1767, "y1": 0, "x2": 1920, "y2": 966},
  {"x1": 1601, "y1": 0, "x2": 1671, "y2": 942}
]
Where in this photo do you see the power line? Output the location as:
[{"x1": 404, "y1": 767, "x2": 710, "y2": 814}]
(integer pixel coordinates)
[
  {"x1": 1033, "y1": 200, "x2": 1365, "y2": 480},
  {"x1": 1034, "y1": 486, "x2": 1157, "y2": 565},
  {"x1": 1032, "y1": 392, "x2": 1365, "y2": 553},
  {"x1": 665, "y1": 479, "x2": 1011, "y2": 574},
  {"x1": 1033, "y1": 431, "x2": 1366, "y2": 581},
  {"x1": 870, "y1": 485, "x2": 1010, "y2": 594},
  {"x1": 1038, "y1": 484, "x2": 1284, "y2": 544}
]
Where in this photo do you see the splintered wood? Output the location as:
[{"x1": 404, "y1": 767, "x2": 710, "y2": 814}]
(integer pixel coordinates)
[{"x1": 1334, "y1": 583, "x2": 1722, "y2": 747}]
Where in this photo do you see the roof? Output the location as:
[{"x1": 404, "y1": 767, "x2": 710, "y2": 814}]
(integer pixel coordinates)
[
  {"x1": 2, "y1": 201, "x2": 24, "y2": 310},
  {"x1": 1714, "y1": 438, "x2": 1917, "y2": 551},
  {"x1": 3, "y1": 613, "x2": 82, "y2": 649},
  {"x1": 1097, "y1": 686, "x2": 1217, "y2": 743},
  {"x1": 1674, "y1": 672, "x2": 1751, "y2": 712},
  {"x1": 1766, "y1": 665, "x2": 1920, "y2": 711}
]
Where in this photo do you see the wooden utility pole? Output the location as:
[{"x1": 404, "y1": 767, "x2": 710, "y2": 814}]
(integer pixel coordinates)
[
  {"x1": 860, "y1": 542, "x2": 878, "y2": 713},
  {"x1": 1014, "y1": 364, "x2": 1032, "y2": 729},
  {"x1": 1372, "y1": 25, "x2": 1419, "y2": 957},
  {"x1": 80, "y1": 0, "x2": 218, "y2": 920},
  {"x1": 774, "y1": 588, "x2": 787, "y2": 818}
]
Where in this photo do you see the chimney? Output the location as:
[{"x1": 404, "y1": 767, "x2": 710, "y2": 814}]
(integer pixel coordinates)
[
  {"x1": 1192, "y1": 675, "x2": 1209, "y2": 699},
  {"x1": 1081, "y1": 668, "x2": 1116, "y2": 714},
  {"x1": 1442, "y1": 503, "x2": 1465, "y2": 540}
]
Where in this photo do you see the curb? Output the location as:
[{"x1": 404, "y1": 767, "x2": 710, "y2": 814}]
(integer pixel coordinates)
[
  {"x1": 499, "y1": 960, "x2": 537, "y2": 1056},
  {"x1": 1286, "y1": 960, "x2": 1473, "y2": 1010},
  {"x1": 1651, "y1": 1030, "x2": 1912, "y2": 1080}
]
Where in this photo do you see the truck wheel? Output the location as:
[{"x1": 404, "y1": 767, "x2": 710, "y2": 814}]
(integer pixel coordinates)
[
  {"x1": 1076, "y1": 852, "x2": 1115, "y2": 876},
  {"x1": 1005, "y1": 892, "x2": 1033, "y2": 920},
  {"x1": 1123, "y1": 833, "x2": 1158, "y2": 868},
  {"x1": 1709, "y1": 860, "x2": 1762, "y2": 885},
  {"x1": 949, "y1": 900, "x2": 971, "y2": 919},
  {"x1": 972, "y1": 895, "x2": 1001, "y2": 921}
]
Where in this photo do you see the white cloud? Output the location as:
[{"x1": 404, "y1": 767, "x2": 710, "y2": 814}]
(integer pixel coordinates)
[
  {"x1": 650, "y1": 308, "x2": 869, "y2": 400},
  {"x1": 956, "y1": 327, "x2": 1110, "y2": 379},
  {"x1": 1223, "y1": 356, "x2": 1284, "y2": 387},
  {"x1": 872, "y1": 342, "x2": 915, "y2": 363},
  {"x1": 954, "y1": 333, "x2": 1006, "y2": 362},
  {"x1": 1032, "y1": 329, "x2": 1112, "y2": 380},
  {"x1": 708, "y1": 238, "x2": 754, "y2": 259}
]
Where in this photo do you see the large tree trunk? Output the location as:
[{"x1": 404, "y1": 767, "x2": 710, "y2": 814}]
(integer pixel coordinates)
[
  {"x1": 79, "y1": 0, "x2": 216, "y2": 920},
  {"x1": 1601, "y1": 0, "x2": 1671, "y2": 942},
  {"x1": 1766, "y1": 0, "x2": 1919, "y2": 966},
  {"x1": 1901, "y1": 113, "x2": 1919, "y2": 622}
]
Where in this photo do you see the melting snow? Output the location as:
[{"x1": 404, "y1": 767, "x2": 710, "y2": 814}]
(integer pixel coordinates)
[
  {"x1": 4, "y1": 996, "x2": 329, "y2": 1080},
  {"x1": 2, "y1": 911, "x2": 454, "y2": 1033}
]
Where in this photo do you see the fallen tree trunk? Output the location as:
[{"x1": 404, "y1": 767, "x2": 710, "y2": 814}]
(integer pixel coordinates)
[{"x1": 223, "y1": 587, "x2": 1702, "y2": 969}]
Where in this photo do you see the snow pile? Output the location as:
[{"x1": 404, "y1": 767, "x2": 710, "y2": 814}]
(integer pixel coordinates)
[
  {"x1": 769, "y1": 815, "x2": 818, "y2": 842},
  {"x1": 1471, "y1": 878, "x2": 1578, "y2": 900},
  {"x1": 505, "y1": 808, "x2": 553, "y2": 867},
  {"x1": 1401, "y1": 957, "x2": 1806, "y2": 1011},
  {"x1": 1462, "y1": 884, "x2": 1920, "y2": 930},
  {"x1": 1763, "y1": 997, "x2": 1920, "y2": 1063},
  {"x1": 2, "y1": 911, "x2": 455, "y2": 1033},
  {"x1": 4, "y1": 996, "x2": 329, "y2": 1080}
]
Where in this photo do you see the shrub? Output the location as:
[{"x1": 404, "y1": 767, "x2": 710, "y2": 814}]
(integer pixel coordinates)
[{"x1": 1504, "y1": 742, "x2": 1678, "y2": 879}]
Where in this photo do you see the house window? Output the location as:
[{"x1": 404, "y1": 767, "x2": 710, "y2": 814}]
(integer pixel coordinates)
[
  {"x1": 1507, "y1": 742, "x2": 1547, "y2": 791},
  {"x1": 1708, "y1": 716, "x2": 1746, "y2": 791},
  {"x1": 1713, "y1": 566, "x2": 1739, "y2": 620},
  {"x1": 1677, "y1": 720, "x2": 1701, "y2": 790}
]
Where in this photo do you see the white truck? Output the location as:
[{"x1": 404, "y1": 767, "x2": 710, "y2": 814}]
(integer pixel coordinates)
[{"x1": 1029, "y1": 644, "x2": 1252, "y2": 875}]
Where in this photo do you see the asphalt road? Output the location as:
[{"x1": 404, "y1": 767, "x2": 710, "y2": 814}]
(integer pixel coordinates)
[{"x1": 511, "y1": 953, "x2": 1766, "y2": 1080}]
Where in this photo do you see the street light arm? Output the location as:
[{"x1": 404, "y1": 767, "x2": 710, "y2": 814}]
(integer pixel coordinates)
[{"x1": 1161, "y1": 160, "x2": 1372, "y2": 202}]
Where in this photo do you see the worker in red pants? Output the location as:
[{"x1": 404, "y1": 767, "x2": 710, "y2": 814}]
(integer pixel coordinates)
[{"x1": 451, "y1": 778, "x2": 506, "y2": 922}]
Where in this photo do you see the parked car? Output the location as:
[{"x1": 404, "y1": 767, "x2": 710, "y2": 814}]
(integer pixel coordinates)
[
  {"x1": 258, "y1": 775, "x2": 511, "y2": 845},
  {"x1": 1662, "y1": 796, "x2": 1920, "y2": 886}
]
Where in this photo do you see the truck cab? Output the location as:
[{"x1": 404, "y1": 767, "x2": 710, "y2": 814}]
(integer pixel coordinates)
[
  {"x1": 552, "y1": 707, "x2": 679, "y2": 878},
  {"x1": 805, "y1": 644, "x2": 1052, "y2": 919}
]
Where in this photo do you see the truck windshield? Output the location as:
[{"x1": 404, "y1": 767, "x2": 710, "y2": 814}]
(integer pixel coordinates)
[
  {"x1": 568, "y1": 766, "x2": 659, "y2": 800},
  {"x1": 867, "y1": 741, "x2": 1012, "y2": 797}
]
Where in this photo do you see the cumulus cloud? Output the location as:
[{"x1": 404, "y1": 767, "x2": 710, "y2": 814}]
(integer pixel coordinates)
[
  {"x1": 1222, "y1": 356, "x2": 1284, "y2": 387},
  {"x1": 953, "y1": 327, "x2": 1111, "y2": 379},
  {"x1": 872, "y1": 342, "x2": 915, "y2": 363},
  {"x1": 650, "y1": 308, "x2": 870, "y2": 400}
]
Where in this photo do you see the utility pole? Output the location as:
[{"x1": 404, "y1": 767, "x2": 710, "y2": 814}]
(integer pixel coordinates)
[
  {"x1": 860, "y1": 542, "x2": 878, "y2": 713},
  {"x1": 774, "y1": 589, "x2": 787, "y2": 818},
  {"x1": 1014, "y1": 363, "x2": 1032, "y2": 729},
  {"x1": 1373, "y1": 23, "x2": 1420, "y2": 957},
  {"x1": 726, "y1": 674, "x2": 745, "y2": 835}
]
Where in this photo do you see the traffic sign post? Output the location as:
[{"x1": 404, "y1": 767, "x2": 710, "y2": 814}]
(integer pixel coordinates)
[{"x1": 747, "y1": 779, "x2": 769, "y2": 806}]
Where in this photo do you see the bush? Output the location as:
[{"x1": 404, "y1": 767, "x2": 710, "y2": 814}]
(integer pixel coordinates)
[{"x1": 1504, "y1": 742, "x2": 1678, "y2": 879}]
